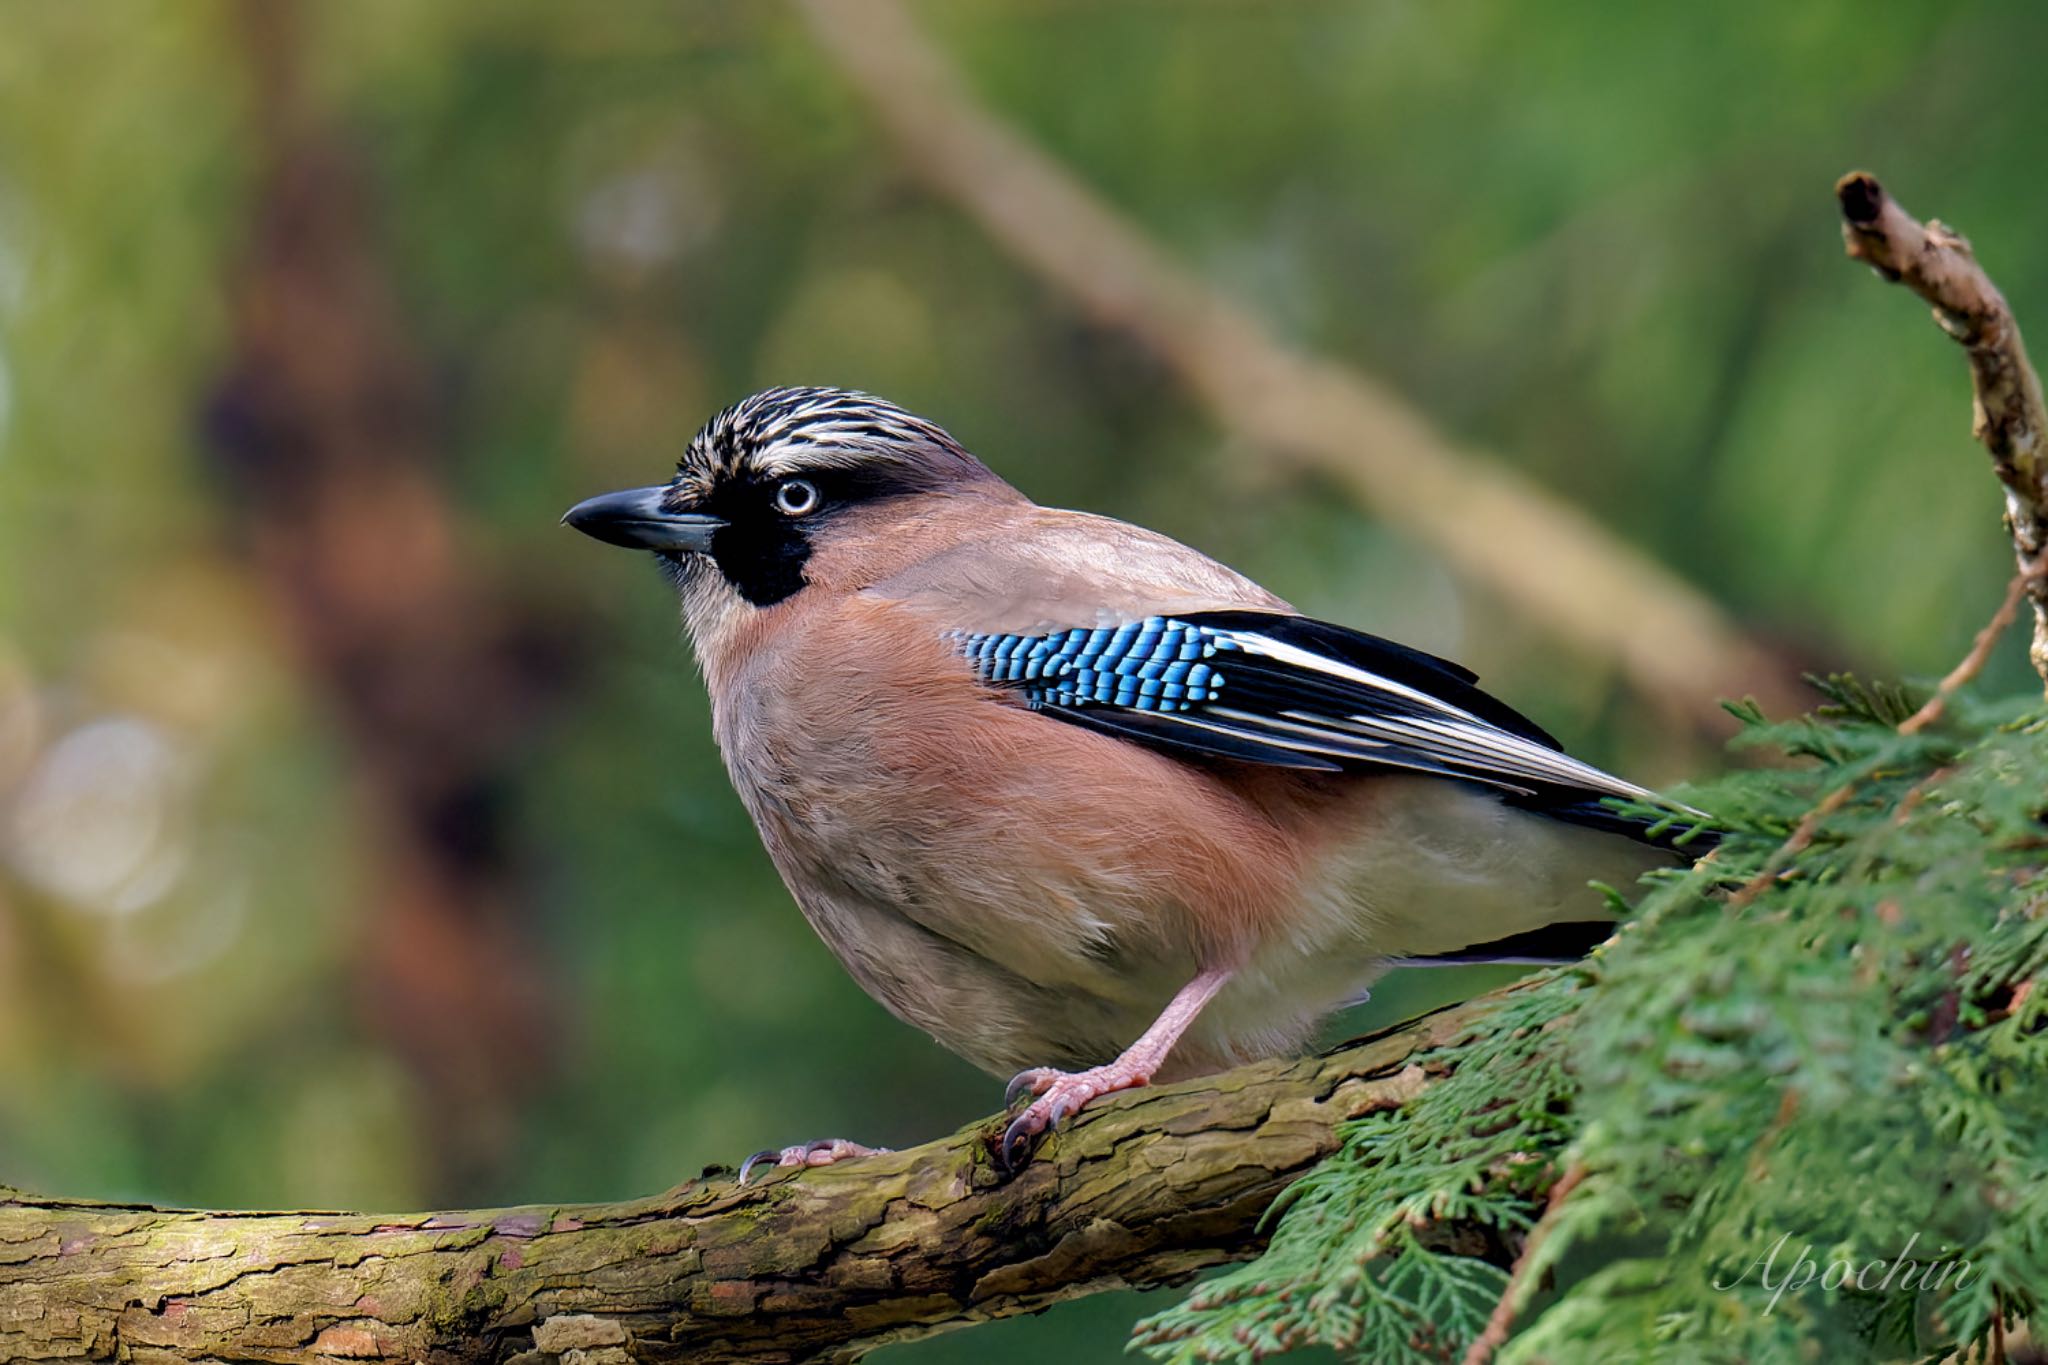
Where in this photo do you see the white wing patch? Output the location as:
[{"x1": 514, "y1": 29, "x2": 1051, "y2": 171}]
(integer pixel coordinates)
[
  {"x1": 951, "y1": 613, "x2": 1656, "y2": 804},
  {"x1": 1207, "y1": 626, "x2": 1653, "y2": 800}
]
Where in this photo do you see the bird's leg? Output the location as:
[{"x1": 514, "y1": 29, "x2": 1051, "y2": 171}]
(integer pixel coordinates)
[
  {"x1": 1002, "y1": 966, "x2": 1234, "y2": 1168},
  {"x1": 737, "y1": 1137, "x2": 891, "y2": 1185}
]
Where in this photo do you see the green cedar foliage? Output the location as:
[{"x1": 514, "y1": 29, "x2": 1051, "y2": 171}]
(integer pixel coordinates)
[{"x1": 1135, "y1": 678, "x2": 2048, "y2": 1362}]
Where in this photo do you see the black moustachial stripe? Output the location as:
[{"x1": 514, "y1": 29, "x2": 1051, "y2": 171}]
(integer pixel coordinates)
[{"x1": 703, "y1": 463, "x2": 945, "y2": 608}]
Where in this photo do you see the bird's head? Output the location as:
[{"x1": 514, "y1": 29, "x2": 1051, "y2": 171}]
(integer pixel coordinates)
[{"x1": 565, "y1": 387, "x2": 1018, "y2": 637}]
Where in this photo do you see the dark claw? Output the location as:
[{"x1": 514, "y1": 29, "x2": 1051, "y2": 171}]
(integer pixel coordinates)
[
  {"x1": 1000, "y1": 1113, "x2": 1039, "y2": 1172},
  {"x1": 1047, "y1": 1097, "x2": 1071, "y2": 1128},
  {"x1": 1004, "y1": 1069, "x2": 1044, "y2": 1108},
  {"x1": 737, "y1": 1148, "x2": 783, "y2": 1186}
]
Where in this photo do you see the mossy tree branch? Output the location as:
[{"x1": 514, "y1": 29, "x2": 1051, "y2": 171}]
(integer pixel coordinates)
[{"x1": 0, "y1": 993, "x2": 1530, "y2": 1364}]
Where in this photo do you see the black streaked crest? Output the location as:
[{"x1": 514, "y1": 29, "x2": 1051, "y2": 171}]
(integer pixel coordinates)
[
  {"x1": 670, "y1": 388, "x2": 1002, "y2": 608},
  {"x1": 672, "y1": 387, "x2": 990, "y2": 504}
]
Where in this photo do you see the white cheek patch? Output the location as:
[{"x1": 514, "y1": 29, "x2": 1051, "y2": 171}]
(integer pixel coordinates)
[{"x1": 679, "y1": 560, "x2": 758, "y2": 659}]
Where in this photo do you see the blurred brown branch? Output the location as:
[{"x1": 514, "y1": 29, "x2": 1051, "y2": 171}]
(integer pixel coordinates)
[
  {"x1": 0, "y1": 993, "x2": 1510, "y2": 1365},
  {"x1": 796, "y1": 0, "x2": 1802, "y2": 728},
  {"x1": 207, "y1": 0, "x2": 580, "y2": 1198},
  {"x1": 1838, "y1": 171, "x2": 2048, "y2": 692}
]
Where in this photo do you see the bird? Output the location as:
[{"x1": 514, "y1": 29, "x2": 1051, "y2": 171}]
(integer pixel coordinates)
[{"x1": 563, "y1": 386, "x2": 1700, "y2": 1176}]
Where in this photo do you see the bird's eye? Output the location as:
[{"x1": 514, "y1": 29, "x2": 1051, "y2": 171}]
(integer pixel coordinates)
[{"x1": 774, "y1": 478, "x2": 821, "y2": 516}]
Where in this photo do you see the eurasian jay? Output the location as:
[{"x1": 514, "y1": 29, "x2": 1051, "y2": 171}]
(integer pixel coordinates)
[{"x1": 564, "y1": 386, "x2": 1695, "y2": 1174}]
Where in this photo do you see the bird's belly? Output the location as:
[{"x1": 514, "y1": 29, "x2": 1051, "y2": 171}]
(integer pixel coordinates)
[
  {"x1": 766, "y1": 792, "x2": 1193, "y2": 1000},
  {"x1": 735, "y1": 771, "x2": 1419, "y2": 1080},
  {"x1": 714, "y1": 656, "x2": 1649, "y2": 1078},
  {"x1": 774, "y1": 858, "x2": 1176, "y2": 1076},
  {"x1": 724, "y1": 735, "x2": 1240, "y2": 1071}
]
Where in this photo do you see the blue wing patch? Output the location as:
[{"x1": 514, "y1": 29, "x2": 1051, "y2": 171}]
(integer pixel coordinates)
[
  {"x1": 952, "y1": 616, "x2": 1234, "y2": 712},
  {"x1": 949, "y1": 611, "x2": 1701, "y2": 852}
]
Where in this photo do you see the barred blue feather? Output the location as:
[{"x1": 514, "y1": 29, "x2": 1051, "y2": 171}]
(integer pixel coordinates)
[
  {"x1": 951, "y1": 616, "x2": 1234, "y2": 712},
  {"x1": 950, "y1": 610, "x2": 1702, "y2": 854}
]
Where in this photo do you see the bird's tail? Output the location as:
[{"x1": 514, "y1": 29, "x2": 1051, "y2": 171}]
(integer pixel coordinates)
[
  {"x1": 1507, "y1": 793, "x2": 1721, "y2": 858},
  {"x1": 1382, "y1": 918, "x2": 1617, "y2": 968}
]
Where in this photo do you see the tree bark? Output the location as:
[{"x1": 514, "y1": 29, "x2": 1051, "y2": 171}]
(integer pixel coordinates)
[
  {"x1": 0, "y1": 992, "x2": 1518, "y2": 1365},
  {"x1": 1836, "y1": 171, "x2": 2048, "y2": 691}
]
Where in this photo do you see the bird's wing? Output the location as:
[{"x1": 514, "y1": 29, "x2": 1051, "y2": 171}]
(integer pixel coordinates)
[
  {"x1": 867, "y1": 505, "x2": 1668, "y2": 814},
  {"x1": 949, "y1": 608, "x2": 1656, "y2": 805}
]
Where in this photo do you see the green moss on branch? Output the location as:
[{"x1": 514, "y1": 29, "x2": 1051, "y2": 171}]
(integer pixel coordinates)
[{"x1": 0, "y1": 1003, "x2": 1477, "y2": 1363}]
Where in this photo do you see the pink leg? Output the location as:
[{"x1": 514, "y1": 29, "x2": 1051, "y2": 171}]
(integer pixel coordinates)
[
  {"x1": 737, "y1": 1137, "x2": 891, "y2": 1186},
  {"x1": 1002, "y1": 967, "x2": 1234, "y2": 1168}
]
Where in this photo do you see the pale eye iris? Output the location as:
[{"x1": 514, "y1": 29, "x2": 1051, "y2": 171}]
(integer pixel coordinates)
[{"x1": 774, "y1": 478, "x2": 820, "y2": 516}]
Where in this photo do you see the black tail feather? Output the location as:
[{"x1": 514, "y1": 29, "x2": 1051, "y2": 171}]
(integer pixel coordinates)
[
  {"x1": 1509, "y1": 794, "x2": 1722, "y2": 857},
  {"x1": 1387, "y1": 919, "x2": 1618, "y2": 967}
]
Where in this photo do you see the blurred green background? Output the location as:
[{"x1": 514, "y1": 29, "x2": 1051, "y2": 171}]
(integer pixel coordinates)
[{"x1": 1, "y1": 2, "x2": 2041, "y2": 1358}]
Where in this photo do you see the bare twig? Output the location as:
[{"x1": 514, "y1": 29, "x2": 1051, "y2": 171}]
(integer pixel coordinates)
[
  {"x1": 1839, "y1": 172, "x2": 2048, "y2": 692},
  {"x1": 1724, "y1": 178, "x2": 2047, "y2": 916},
  {"x1": 1726, "y1": 783, "x2": 1859, "y2": 913},
  {"x1": 1899, "y1": 565, "x2": 2035, "y2": 734},
  {"x1": 1461, "y1": 1161, "x2": 1588, "y2": 1365},
  {"x1": 1733, "y1": 556, "x2": 2034, "y2": 912},
  {"x1": 1725, "y1": 567, "x2": 2007, "y2": 910},
  {"x1": 797, "y1": 0, "x2": 1798, "y2": 727}
]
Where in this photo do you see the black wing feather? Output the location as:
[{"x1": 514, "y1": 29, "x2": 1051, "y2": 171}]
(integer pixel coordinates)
[
  {"x1": 1053, "y1": 704, "x2": 1344, "y2": 771},
  {"x1": 954, "y1": 609, "x2": 1702, "y2": 853},
  {"x1": 1185, "y1": 611, "x2": 1564, "y2": 748}
]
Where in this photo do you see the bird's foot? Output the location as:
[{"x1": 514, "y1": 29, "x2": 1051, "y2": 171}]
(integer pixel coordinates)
[
  {"x1": 1000, "y1": 1059, "x2": 1153, "y2": 1169},
  {"x1": 737, "y1": 1137, "x2": 890, "y2": 1185}
]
